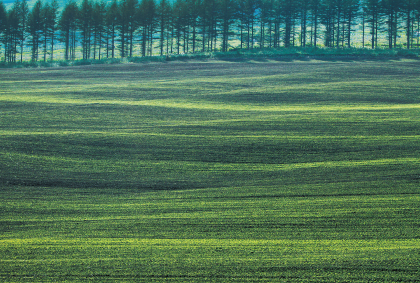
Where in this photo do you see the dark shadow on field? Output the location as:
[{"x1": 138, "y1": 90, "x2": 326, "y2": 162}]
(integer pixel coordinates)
[
  {"x1": 0, "y1": 178, "x2": 201, "y2": 193},
  {"x1": 217, "y1": 55, "x2": 418, "y2": 63},
  {"x1": 10, "y1": 264, "x2": 413, "y2": 281},
  {"x1": 2, "y1": 163, "x2": 419, "y2": 194}
]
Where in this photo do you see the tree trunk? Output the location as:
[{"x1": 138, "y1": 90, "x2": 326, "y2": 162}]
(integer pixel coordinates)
[{"x1": 407, "y1": 10, "x2": 411, "y2": 49}]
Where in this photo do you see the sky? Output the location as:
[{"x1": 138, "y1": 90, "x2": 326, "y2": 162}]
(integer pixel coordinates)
[
  {"x1": 3, "y1": 0, "x2": 42, "y2": 9},
  {"x1": 2, "y1": 0, "x2": 116, "y2": 10},
  {"x1": 2, "y1": 0, "x2": 169, "y2": 9}
]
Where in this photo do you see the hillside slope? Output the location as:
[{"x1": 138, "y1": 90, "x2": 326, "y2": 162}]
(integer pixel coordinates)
[{"x1": 1, "y1": 60, "x2": 419, "y2": 282}]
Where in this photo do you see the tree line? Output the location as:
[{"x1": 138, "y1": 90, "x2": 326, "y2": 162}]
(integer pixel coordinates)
[{"x1": 1, "y1": 0, "x2": 420, "y2": 63}]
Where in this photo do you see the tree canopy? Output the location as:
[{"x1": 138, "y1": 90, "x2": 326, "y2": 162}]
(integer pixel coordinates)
[{"x1": 1, "y1": 0, "x2": 420, "y2": 62}]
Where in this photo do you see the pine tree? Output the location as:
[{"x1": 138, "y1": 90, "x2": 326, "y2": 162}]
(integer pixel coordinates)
[
  {"x1": 157, "y1": 0, "x2": 171, "y2": 56},
  {"x1": 200, "y1": 0, "x2": 215, "y2": 51},
  {"x1": 336, "y1": 0, "x2": 344, "y2": 48},
  {"x1": 18, "y1": 0, "x2": 29, "y2": 62},
  {"x1": 219, "y1": 0, "x2": 237, "y2": 52},
  {"x1": 27, "y1": 0, "x2": 43, "y2": 61},
  {"x1": 58, "y1": 1, "x2": 78, "y2": 60},
  {"x1": 414, "y1": 0, "x2": 420, "y2": 48},
  {"x1": 322, "y1": 0, "x2": 336, "y2": 47},
  {"x1": 41, "y1": 1, "x2": 58, "y2": 62},
  {"x1": 92, "y1": 1, "x2": 106, "y2": 59},
  {"x1": 404, "y1": 0, "x2": 417, "y2": 49},
  {"x1": 261, "y1": 0, "x2": 275, "y2": 48},
  {"x1": 119, "y1": 0, "x2": 138, "y2": 58},
  {"x1": 139, "y1": 0, "x2": 156, "y2": 56},
  {"x1": 187, "y1": 0, "x2": 200, "y2": 53},
  {"x1": 363, "y1": 0, "x2": 381, "y2": 49},
  {"x1": 79, "y1": 0, "x2": 93, "y2": 59},
  {"x1": 343, "y1": 0, "x2": 359, "y2": 47},
  {"x1": 172, "y1": 0, "x2": 186, "y2": 54},
  {"x1": 272, "y1": 0, "x2": 283, "y2": 47},
  {"x1": 310, "y1": 0, "x2": 322, "y2": 47},
  {"x1": 260, "y1": 0, "x2": 275, "y2": 48},
  {"x1": 203, "y1": 0, "x2": 218, "y2": 51},
  {"x1": 0, "y1": 1, "x2": 6, "y2": 61},
  {"x1": 49, "y1": 0, "x2": 58, "y2": 61},
  {"x1": 280, "y1": 0, "x2": 298, "y2": 47},
  {"x1": 382, "y1": 0, "x2": 400, "y2": 48},
  {"x1": 6, "y1": 2, "x2": 21, "y2": 62},
  {"x1": 299, "y1": 0, "x2": 311, "y2": 47},
  {"x1": 105, "y1": 0, "x2": 118, "y2": 58},
  {"x1": 244, "y1": 0, "x2": 258, "y2": 49}
]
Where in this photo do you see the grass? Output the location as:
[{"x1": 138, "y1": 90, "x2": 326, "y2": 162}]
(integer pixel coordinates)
[
  {"x1": 1, "y1": 47, "x2": 420, "y2": 69},
  {"x1": 0, "y1": 59, "x2": 420, "y2": 282}
]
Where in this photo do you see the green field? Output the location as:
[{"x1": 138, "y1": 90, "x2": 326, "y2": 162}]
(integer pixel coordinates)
[{"x1": 1, "y1": 59, "x2": 420, "y2": 282}]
